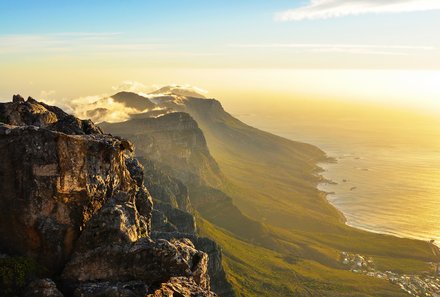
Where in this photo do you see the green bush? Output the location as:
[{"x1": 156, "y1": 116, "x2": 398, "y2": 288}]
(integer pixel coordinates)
[{"x1": 0, "y1": 256, "x2": 39, "y2": 297}]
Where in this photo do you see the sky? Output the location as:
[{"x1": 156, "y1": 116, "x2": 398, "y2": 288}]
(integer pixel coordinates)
[{"x1": 0, "y1": 0, "x2": 439, "y2": 112}]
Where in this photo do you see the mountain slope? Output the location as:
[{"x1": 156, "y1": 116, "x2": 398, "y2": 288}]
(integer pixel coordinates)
[
  {"x1": 181, "y1": 98, "x2": 338, "y2": 229},
  {"x1": 178, "y1": 97, "x2": 435, "y2": 249},
  {"x1": 96, "y1": 90, "x2": 436, "y2": 296},
  {"x1": 100, "y1": 111, "x2": 278, "y2": 249}
]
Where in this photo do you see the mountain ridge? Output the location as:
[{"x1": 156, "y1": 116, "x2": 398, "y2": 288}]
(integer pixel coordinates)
[{"x1": 98, "y1": 90, "x2": 437, "y2": 296}]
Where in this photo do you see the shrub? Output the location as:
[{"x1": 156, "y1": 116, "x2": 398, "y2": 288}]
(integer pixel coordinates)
[{"x1": 0, "y1": 256, "x2": 39, "y2": 297}]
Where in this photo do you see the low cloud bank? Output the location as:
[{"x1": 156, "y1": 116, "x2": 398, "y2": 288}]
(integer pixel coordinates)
[{"x1": 39, "y1": 82, "x2": 208, "y2": 123}]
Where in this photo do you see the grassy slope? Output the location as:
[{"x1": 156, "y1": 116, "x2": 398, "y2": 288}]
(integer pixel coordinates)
[
  {"x1": 198, "y1": 218, "x2": 409, "y2": 297},
  {"x1": 185, "y1": 99, "x2": 435, "y2": 296}
]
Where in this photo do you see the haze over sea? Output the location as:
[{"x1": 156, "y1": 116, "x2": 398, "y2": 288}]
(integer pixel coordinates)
[{"x1": 222, "y1": 69, "x2": 440, "y2": 245}]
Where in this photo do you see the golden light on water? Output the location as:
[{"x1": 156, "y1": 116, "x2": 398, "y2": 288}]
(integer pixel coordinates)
[{"x1": 232, "y1": 92, "x2": 440, "y2": 243}]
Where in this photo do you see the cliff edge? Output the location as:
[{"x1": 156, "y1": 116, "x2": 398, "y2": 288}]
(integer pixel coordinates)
[{"x1": 0, "y1": 95, "x2": 216, "y2": 297}]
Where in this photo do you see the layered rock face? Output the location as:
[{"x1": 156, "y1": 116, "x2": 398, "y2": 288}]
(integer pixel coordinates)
[
  {"x1": 100, "y1": 112, "x2": 224, "y2": 188},
  {"x1": 0, "y1": 96, "x2": 216, "y2": 297}
]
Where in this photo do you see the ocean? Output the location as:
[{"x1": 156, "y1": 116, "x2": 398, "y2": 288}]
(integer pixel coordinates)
[{"x1": 234, "y1": 102, "x2": 440, "y2": 245}]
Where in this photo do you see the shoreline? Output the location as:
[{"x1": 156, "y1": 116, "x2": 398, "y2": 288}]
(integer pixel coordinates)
[{"x1": 316, "y1": 157, "x2": 440, "y2": 248}]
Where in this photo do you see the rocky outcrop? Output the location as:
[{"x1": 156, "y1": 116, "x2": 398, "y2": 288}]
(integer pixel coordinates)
[
  {"x1": 100, "y1": 112, "x2": 224, "y2": 188},
  {"x1": 0, "y1": 122, "x2": 134, "y2": 274},
  {"x1": 152, "y1": 201, "x2": 197, "y2": 234},
  {"x1": 3, "y1": 94, "x2": 103, "y2": 135},
  {"x1": 0, "y1": 96, "x2": 216, "y2": 296},
  {"x1": 140, "y1": 163, "x2": 234, "y2": 296},
  {"x1": 131, "y1": 158, "x2": 234, "y2": 296},
  {"x1": 142, "y1": 159, "x2": 192, "y2": 212},
  {"x1": 153, "y1": 232, "x2": 235, "y2": 297}
]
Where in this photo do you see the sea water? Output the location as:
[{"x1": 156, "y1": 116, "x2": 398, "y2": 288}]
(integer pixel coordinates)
[
  {"x1": 316, "y1": 132, "x2": 440, "y2": 243},
  {"x1": 235, "y1": 104, "x2": 440, "y2": 245}
]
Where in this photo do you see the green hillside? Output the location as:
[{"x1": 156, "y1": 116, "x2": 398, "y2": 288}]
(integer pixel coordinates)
[{"x1": 183, "y1": 98, "x2": 436, "y2": 296}]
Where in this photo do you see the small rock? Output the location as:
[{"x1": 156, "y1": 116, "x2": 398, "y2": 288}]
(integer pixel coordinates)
[
  {"x1": 120, "y1": 139, "x2": 134, "y2": 152},
  {"x1": 13, "y1": 94, "x2": 25, "y2": 103},
  {"x1": 25, "y1": 279, "x2": 64, "y2": 297}
]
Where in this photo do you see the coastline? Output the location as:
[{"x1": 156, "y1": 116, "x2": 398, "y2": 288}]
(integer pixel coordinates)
[{"x1": 316, "y1": 156, "x2": 440, "y2": 248}]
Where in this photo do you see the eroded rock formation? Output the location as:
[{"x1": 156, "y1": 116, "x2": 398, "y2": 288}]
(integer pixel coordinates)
[
  {"x1": 0, "y1": 96, "x2": 216, "y2": 297},
  {"x1": 100, "y1": 112, "x2": 224, "y2": 188}
]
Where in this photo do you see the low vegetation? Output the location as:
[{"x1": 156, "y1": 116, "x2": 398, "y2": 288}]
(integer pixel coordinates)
[
  {"x1": 188, "y1": 99, "x2": 436, "y2": 296},
  {"x1": 0, "y1": 256, "x2": 40, "y2": 297}
]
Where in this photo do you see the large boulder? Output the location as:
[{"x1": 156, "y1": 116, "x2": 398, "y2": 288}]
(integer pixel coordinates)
[{"x1": 0, "y1": 122, "x2": 136, "y2": 273}]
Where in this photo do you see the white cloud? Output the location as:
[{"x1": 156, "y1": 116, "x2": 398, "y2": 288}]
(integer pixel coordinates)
[
  {"x1": 40, "y1": 81, "x2": 209, "y2": 123},
  {"x1": 72, "y1": 96, "x2": 142, "y2": 123},
  {"x1": 111, "y1": 81, "x2": 158, "y2": 97},
  {"x1": 276, "y1": 0, "x2": 440, "y2": 21},
  {"x1": 113, "y1": 81, "x2": 208, "y2": 98},
  {"x1": 37, "y1": 92, "x2": 138, "y2": 123},
  {"x1": 150, "y1": 84, "x2": 208, "y2": 98}
]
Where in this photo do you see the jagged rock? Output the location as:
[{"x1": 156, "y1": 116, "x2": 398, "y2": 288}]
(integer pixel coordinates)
[
  {"x1": 152, "y1": 201, "x2": 197, "y2": 234},
  {"x1": 153, "y1": 232, "x2": 235, "y2": 297},
  {"x1": 152, "y1": 209, "x2": 179, "y2": 233},
  {"x1": 125, "y1": 157, "x2": 145, "y2": 187},
  {"x1": 70, "y1": 192, "x2": 149, "y2": 253},
  {"x1": 125, "y1": 157, "x2": 153, "y2": 235},
  {"x1": 24, "y1": 279, "x2": 64, "y2": 297},
  {"x1": 13, "y1": 94, "x2": 25, "y2": 103},
  {"x1": 62, "y1": 238, "x2": 209, "y2": 291},
  {"x1": 148, "y1": 277, "x2": 217, "y2": 297},
  {"x1": 142, "y1": 159, "x2": 192, "y2": 212},
  {"x1": 120, "y1": 139, "x2": 134, "y2": 152},
  {"x1": 0, "y1": 96, "x2": 102, "y2": 135},
  {"x1": 61, "y1": 193, "x2": 206, "y2": 290},
  {"x1": 0, "y1": 122, "x2": 135, "y2": 272},
  {"x1": 136, "y1": 186, "x2": 154, "y2": 236},
  {"x1": 0, "y1": 96, "x2": 215, "y2": 297}
]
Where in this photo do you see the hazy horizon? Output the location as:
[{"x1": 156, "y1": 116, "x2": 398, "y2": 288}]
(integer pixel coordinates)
[{"x1": 1, "y1": 1, "x2": 440, "y2": 117}]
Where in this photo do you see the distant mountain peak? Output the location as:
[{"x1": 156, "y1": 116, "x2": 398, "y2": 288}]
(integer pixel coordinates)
[
  {"x1": 150, "y1": 85, "x2": 207, "y2": 99},
  {"x1": 65, "y1": 85, "x2": 210, "y2": 125},
  {"x1": 110, "y1": 91, "x2": 156, "y2": 110}
]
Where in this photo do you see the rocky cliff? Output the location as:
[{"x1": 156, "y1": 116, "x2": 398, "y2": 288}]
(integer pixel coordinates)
[
  {"x1": 139, "y1": 160, "x2": 235, "y2": 297},
  {"x1": 100, "y1": 95, "x2": 278, "y2": 250},
  {"x1": 100, "y1": 111, "x2": 224, "y2": 188},
  {"x1": 152, "y1": 232, "x2": 234, "y2": 297},
  {"x1": 99, "y1": 103, "x2": 236, "y2": 297},
  {"x1": 0, "y1": 95, "x2": 216, "y2": 297}
]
